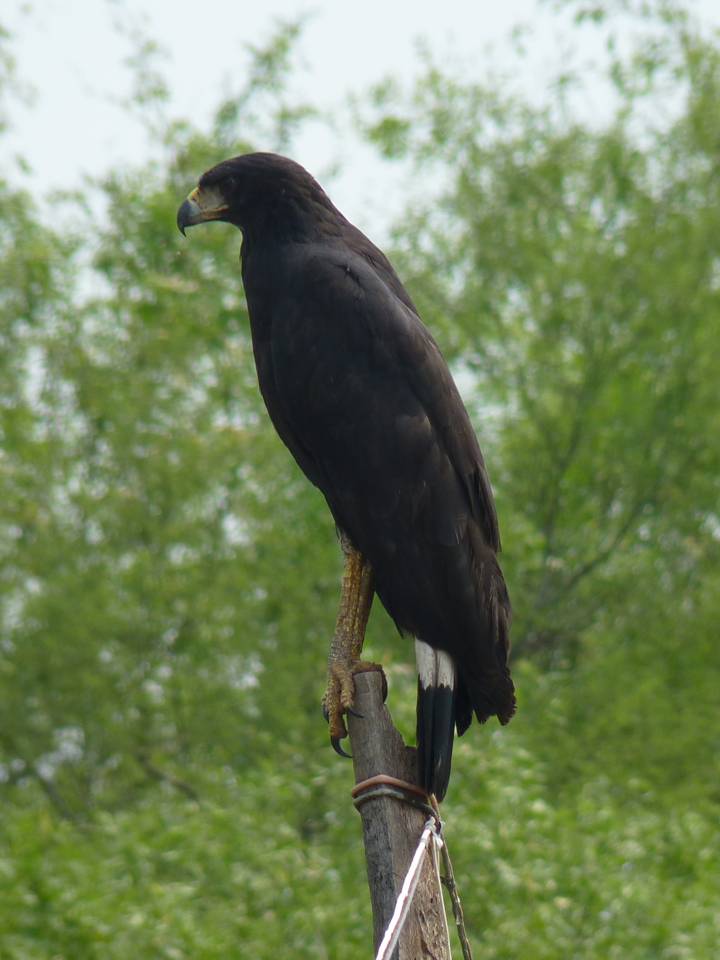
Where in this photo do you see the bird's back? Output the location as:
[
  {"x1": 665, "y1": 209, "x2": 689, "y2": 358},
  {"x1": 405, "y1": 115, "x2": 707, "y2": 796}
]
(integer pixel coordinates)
[{"x1": 242, "y1": 234, "x2": 515, "y2": 735}]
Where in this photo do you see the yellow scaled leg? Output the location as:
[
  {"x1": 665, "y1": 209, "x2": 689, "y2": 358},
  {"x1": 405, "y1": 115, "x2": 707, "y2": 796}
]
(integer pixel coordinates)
[{"x1": 322, "y1": 534, "x2": 380, "y2": 756}]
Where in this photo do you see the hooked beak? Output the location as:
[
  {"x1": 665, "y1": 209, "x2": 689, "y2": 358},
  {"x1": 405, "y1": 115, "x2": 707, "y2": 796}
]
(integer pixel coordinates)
[{"x1": 176, "y1": 185, "x2": 229, "y2": 236}]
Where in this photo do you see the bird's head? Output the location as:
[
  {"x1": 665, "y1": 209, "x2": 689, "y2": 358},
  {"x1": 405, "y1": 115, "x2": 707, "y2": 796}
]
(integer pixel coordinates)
[{"x1": 177, "y1": 152, "x2": 336, "y2": 238}]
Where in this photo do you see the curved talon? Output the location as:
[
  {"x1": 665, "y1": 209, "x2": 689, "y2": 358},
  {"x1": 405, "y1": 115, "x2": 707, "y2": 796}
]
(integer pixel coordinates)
[
  {"x1": 322, "y1": 704, "x2": 330, "y2": 723},
  {"x1": 331, "y1": 736, "x2": 352, "y2": 759}
]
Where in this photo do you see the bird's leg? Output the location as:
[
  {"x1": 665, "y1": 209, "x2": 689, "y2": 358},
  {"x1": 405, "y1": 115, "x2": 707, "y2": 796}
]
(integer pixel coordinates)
[{"x1": 322, "y1": 535, "x2": 381, "y2": 756}]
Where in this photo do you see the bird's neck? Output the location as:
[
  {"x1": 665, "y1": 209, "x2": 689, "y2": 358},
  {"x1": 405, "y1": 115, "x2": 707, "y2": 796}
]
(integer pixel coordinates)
[
  {"x1": 239, "y1": 237, "x2": 289, "y2": 318},
  {"x1": 241, "y1": 193, "x2": 345, "y2": 248}
]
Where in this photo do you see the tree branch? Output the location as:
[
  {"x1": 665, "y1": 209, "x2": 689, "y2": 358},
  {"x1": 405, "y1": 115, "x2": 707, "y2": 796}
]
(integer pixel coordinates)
[{"x1": 135, "y1": 751, "x2": 199, "y2": 801}]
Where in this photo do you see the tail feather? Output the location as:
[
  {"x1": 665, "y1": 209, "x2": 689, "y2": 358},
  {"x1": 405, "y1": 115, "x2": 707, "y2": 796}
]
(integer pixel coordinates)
[{"x1": 415, "y1": 639, "x2": 456, "y2": 801}]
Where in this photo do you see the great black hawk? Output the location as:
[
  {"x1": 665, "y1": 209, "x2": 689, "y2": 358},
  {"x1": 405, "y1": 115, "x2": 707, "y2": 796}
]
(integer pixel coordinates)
[{"x1": 177, "y1": 153, "x2": 515, "y2": 801}]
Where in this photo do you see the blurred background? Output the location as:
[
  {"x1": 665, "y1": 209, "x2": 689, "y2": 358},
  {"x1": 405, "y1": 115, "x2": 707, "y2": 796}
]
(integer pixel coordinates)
[{"x1": 1, "y1": 1, "x2": 719, "y2": 957}]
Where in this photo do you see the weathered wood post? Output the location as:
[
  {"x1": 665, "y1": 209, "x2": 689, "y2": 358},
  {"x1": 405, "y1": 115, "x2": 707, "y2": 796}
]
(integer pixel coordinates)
[{"x1": 348, "y1": 671, "x2": 451, "y2": 960}]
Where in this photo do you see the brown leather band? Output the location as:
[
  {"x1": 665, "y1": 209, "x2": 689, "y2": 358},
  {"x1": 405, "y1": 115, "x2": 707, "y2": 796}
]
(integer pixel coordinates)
[{"x1": 351, "y1": 774, "x2": 428, "y2": 800}]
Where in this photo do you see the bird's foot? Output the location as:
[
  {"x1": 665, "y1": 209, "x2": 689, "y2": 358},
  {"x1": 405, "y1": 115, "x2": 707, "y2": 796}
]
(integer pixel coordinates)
[{"x1": 322, "y1": 659, "x2": 384, "y2": 757}]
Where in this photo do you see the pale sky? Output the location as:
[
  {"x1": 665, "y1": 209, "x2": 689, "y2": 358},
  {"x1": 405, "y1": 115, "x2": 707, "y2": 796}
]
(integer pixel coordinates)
[{"x1": 2, "y1": 0, "x2": 718, "y2": 228}]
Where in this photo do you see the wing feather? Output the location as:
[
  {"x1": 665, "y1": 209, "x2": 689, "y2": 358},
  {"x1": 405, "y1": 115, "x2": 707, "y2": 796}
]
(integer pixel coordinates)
[{"x1": 249, "y1": 239, "x2": 514, "y2": 724}]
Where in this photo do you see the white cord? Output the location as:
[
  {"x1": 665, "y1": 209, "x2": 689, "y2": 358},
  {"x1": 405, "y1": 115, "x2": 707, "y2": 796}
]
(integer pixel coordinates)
[{"x1": 375, "y1": 818, "x2": 445, "y2": 960}]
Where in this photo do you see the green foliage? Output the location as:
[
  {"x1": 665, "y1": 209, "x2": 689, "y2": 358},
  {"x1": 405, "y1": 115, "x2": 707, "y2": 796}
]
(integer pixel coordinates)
[
  {"x1": 1, "y1": 6, "x2": 719, "y2": 958},
  {"x1": 0, "y1": 768, "x2": 372, "y2": 960}
]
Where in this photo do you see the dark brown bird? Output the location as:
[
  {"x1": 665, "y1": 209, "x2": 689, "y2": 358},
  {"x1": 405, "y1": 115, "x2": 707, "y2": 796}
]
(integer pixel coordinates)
[{"x1": 177, "y1": 153, "x2": 514, "y2": 800}]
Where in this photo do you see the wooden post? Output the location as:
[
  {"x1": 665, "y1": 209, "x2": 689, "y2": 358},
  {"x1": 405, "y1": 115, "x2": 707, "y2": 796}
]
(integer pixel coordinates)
[{"x1": 348, "y1": 671, "x2": 451, "y2": 960}]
